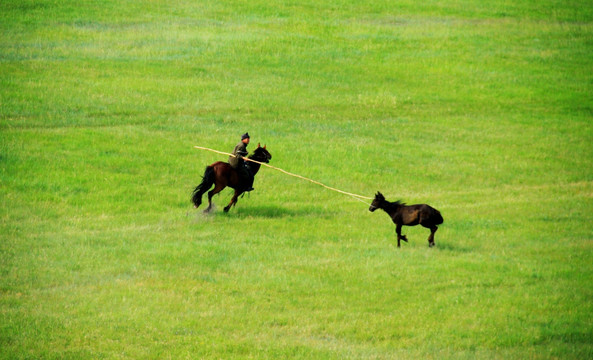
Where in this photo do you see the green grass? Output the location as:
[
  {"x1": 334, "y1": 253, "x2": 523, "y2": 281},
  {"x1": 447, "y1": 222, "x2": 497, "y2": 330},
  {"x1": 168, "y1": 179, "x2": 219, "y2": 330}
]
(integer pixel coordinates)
[{"x1": 1, "y1": 0, "x2": 592, "y2": 358}]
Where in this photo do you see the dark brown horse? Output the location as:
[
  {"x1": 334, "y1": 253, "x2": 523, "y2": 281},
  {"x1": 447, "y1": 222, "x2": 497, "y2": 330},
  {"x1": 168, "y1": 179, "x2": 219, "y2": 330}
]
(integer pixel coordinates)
[
  {"x1": 369, "y1": 192, "x2": 443, "y2": 247},
  {"x1": 192, "y1": 144, "x2": 272, "y2": 213}
]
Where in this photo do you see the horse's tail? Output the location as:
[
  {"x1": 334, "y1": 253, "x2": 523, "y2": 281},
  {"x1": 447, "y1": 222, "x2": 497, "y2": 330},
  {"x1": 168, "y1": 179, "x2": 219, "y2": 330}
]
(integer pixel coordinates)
[{"x1": 191, "y1": 166, "x2": 215, "y2": 208}]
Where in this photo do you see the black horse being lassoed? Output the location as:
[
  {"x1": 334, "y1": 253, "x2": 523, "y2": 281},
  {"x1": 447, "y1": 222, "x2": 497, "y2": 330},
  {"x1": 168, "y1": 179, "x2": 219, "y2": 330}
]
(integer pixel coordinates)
[
  {"x1": 192, "y1": 144, "x2": 272, "y2": 213},
  {"x1": 369, "y1": 192, "x2": 443, "y2": 247}
]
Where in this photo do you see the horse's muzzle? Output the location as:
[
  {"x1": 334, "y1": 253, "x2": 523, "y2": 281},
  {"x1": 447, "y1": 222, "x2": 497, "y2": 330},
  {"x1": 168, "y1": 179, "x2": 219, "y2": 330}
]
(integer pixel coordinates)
[{"x1": 369, "y1": 205, "x2": 378, "y2": 212}]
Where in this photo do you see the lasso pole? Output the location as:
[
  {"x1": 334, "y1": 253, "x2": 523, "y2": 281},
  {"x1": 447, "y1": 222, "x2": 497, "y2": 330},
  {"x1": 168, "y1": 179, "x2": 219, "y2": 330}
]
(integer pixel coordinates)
[{"x1": 193, "y1": 146, "x2": 373, "y2": 203}]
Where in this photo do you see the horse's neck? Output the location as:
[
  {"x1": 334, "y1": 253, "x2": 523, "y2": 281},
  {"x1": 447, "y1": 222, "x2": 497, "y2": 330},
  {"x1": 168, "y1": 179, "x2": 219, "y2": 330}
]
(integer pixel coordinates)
[
  {"x1": 382, "y1": 200, "x2": 401, "y2": 215},
  {"x1": 246, "y1": 160, "x2": 262, "y2": 175}
]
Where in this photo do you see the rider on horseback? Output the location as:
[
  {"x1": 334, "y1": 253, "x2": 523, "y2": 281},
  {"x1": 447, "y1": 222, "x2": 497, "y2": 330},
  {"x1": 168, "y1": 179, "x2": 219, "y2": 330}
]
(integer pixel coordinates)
[{"x1": 229, "y1": 132, "x2": 255, "y2": 192}]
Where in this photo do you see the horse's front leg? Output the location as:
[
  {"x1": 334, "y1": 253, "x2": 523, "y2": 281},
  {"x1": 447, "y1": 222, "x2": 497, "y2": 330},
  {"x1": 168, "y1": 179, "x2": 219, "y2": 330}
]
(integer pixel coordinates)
[
  {"x1": 395, "y1": 224, "x2": 408, "y2": 245},
  {"x1": 224, "y1": 189, "x2": 241, "y2": 212},
  {"x1": 395, "y1": 224, "x2": 407, "y2": 247}
]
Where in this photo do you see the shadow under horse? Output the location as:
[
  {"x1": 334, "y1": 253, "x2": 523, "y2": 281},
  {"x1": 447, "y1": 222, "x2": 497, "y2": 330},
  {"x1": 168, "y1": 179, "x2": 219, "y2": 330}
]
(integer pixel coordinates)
[
  {"x1": 369, "y1": 192, "x2": 444, "y2": 247},
  {"x1": 192, "y1": 144, "x2": 272, "y2": 213}
]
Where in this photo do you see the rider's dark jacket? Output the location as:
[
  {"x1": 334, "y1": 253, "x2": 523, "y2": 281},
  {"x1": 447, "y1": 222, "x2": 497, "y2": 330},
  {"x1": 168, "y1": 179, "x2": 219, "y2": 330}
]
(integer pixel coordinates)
[{"x1": 229, "y1": 141, "x2": 248, "y2": 169}]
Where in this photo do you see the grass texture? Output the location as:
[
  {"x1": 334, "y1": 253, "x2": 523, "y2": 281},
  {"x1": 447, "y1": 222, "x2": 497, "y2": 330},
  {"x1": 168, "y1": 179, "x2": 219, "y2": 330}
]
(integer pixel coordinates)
[{"x1": 1, "y1": 0, "x2": 592, "y2": 359}]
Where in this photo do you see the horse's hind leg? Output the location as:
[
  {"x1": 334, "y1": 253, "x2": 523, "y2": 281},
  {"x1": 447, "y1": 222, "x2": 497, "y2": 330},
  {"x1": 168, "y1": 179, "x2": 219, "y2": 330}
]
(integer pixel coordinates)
[
  {"x1": 224, "y1": 190, "x2": 241, "y2": 212},
  {"x1": 427, "y1": 225, "x2": 438, "y2": 247},
  {"x1": 205, "y1": 183, "x2": 224, "y2": 213},
  {"x1": 205, "y1": 190, "x2": 215, "y2": 213}
]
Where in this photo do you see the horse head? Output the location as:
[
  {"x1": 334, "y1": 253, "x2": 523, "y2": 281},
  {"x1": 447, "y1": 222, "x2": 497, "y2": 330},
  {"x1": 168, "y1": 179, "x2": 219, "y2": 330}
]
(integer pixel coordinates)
[
  {"x1": 369, "y1": 191, "x2": 385, "y2": 212},
  {"x1": 250, "y1": 144, "x2": 272, "y2": 163}
]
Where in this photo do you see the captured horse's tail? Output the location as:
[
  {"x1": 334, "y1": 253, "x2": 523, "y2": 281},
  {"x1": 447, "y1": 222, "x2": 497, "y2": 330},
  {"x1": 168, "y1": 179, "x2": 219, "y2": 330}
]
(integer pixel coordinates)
[{"x1": 192, "y1": 166, "x2": 215, "y2": 208}]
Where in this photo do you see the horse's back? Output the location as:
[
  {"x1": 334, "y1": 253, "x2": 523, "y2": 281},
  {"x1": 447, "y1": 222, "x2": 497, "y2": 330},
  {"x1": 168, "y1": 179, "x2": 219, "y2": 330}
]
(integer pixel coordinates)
[
  {"x1": 412, "y1": 204, "x2": 443, "y2": 225},
  {"x1": 209, "y1": 161, "x2": 232, "y2": 174},
  {"x1": 210, "y1": 161, "x2": 229, "y2": 168},
  {"x1": 209, "y1": 161, "x2": 241, "y2": 186}
]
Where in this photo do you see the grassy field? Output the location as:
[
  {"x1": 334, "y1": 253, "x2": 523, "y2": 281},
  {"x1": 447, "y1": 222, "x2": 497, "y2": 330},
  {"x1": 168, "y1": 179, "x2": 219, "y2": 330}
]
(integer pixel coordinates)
[{"x1": 1, "y1": 0, "x2": 592, "y2": 358}]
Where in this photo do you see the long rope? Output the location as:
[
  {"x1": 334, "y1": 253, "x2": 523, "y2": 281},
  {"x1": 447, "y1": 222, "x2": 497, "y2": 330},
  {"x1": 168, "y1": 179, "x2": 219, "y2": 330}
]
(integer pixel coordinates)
[{"x1": 194, "y1": 146, "x2": 373, "y2": 204}]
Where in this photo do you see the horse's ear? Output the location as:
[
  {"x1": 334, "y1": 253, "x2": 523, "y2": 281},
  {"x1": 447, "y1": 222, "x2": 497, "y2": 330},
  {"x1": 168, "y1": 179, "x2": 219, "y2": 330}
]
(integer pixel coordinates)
[
  {"x1": 263, "y1": 144, "x2": 266, "y2": 149},
  {"x1": 257, "y1": 143, "x2": 261, "y2": 148}
]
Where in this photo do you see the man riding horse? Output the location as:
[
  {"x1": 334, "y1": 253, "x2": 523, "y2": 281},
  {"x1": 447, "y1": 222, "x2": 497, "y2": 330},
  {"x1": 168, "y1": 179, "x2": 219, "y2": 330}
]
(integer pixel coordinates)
[{"x1": 229, "y1": 132, "x2": 255, "y2": 192}]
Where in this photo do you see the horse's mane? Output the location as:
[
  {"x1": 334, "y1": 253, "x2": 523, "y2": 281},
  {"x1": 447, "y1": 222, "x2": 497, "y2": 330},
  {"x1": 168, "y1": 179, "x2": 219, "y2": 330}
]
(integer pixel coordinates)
[
  {"x1": 385, "y1": 199, "x2": 406, "y2": 211},
  {"x1": 246, "y1": 147, "x2": 271, "y2": 172},
  {"x1": 251, "y1": 145, "x2": 268, "y2": 154}
]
